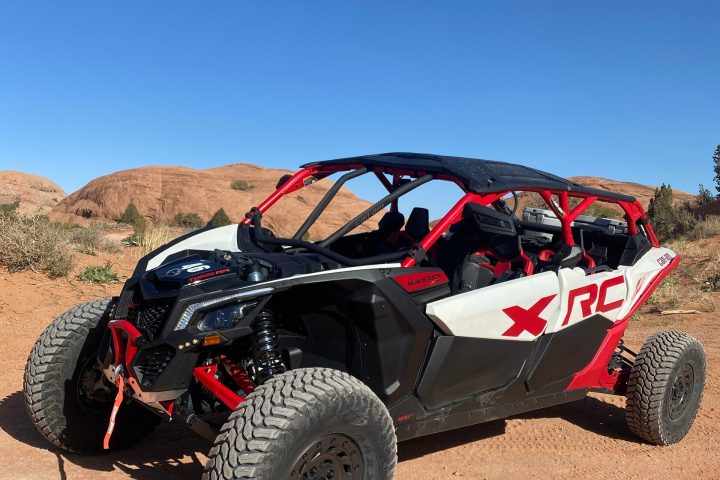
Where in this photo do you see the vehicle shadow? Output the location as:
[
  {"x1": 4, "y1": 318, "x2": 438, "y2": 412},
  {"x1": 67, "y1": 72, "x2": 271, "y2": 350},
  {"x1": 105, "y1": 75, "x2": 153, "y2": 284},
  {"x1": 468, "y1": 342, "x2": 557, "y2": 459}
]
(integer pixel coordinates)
[
  {"x1": 2, "y1": 390, "x2": 639, "y2": 478},
  {"x1": 515, "y1": 394, "x2": 641, "y2": 444},
  {"x1": 398, "y1": 394, "x2": 640, "y2": 462},
  {"x1": 0, "y1": 391, "x2": 208, "y2": 480}
]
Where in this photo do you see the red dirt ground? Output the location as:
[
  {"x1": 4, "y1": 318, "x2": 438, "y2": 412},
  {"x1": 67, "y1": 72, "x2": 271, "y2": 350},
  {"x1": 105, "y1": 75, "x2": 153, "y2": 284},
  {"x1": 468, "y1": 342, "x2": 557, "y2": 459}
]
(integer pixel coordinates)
[{"x1": 0, "y1": 249, "x2": 718, "y2": 480}]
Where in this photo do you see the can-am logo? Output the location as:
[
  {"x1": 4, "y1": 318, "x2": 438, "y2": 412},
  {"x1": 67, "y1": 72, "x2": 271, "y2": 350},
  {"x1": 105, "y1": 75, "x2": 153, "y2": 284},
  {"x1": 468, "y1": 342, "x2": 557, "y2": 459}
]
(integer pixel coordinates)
[{"x1": 657, "y1": 253, "x2": 673, "y2": 267}]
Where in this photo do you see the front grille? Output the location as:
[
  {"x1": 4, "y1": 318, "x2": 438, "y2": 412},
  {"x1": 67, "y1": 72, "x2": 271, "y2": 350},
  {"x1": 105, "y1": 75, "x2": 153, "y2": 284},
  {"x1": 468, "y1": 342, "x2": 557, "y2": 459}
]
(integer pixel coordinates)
[
  {"x1": 133, "y1": 345, "x2": 175, "y2": 387},
  {"x1": 128, "y1": 299, "x2": 174, "y2": 340}
]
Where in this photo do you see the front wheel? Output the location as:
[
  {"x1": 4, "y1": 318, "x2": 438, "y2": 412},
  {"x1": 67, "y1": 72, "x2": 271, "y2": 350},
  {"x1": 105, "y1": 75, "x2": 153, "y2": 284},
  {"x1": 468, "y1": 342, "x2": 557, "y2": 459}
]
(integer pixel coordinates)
[
  {"x1": 625, "y1": 330, "x2": 706, "y2": 445},
  {"x1": 24, "y1": 298, "x2": 160, "y2": 453},
  {"x1": 203, "y1": 368, "x2": 397, "y2": 480}
]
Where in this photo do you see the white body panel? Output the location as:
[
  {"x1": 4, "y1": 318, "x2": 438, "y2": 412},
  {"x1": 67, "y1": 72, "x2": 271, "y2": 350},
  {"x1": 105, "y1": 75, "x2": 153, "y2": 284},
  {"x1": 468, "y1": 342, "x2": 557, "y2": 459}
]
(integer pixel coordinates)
[
  {"x1": 426, "y1": 271, "x2": 560, "y2": 341},
  {"x1": 145, "y1": 225, "x2": 241, "y2": 270},
  {"x1": 426, "y1": 247, "x2": 676, "y2": 340}
]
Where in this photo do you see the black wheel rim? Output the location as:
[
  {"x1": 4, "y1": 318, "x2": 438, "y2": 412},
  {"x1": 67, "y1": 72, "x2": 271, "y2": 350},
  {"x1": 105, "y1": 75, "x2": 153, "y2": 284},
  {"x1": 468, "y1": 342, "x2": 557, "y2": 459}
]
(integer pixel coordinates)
[
  {"x1": 290, "y1": 434, "x2": 364, "y2": 480},
  {"x1": 75, "y1": 354, "x2": 114, "y2": 417},
  {"x1": 668, "y1": 362, "x2": 695, "y2": 420}
]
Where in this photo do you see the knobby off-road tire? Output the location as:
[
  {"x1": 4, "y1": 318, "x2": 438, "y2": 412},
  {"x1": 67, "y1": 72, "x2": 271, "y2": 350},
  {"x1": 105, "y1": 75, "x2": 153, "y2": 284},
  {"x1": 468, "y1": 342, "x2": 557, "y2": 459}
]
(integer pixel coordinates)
[
  {"x1": 203, "y1": 368, "x2": 397, "y2": 480},
  {"x1": 24, "y1": 298, "x2": 160, "y2": 453},
  {"x1": 625, "y1": 330, "x2": 706, "y2": 445}
]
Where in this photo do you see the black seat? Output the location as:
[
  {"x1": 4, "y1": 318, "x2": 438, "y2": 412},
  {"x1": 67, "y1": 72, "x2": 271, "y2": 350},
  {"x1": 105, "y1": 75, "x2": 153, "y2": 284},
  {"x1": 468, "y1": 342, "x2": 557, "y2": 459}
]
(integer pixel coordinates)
[
  {"x1": 377, "y1": 211, "x2": 405, "y2": 239},
  {"x1": 543, "y1": 244, "x2": 583, "y2": 270},
  {"x1": 405, "y1": 207, "x2": 430, "y2": 241}
]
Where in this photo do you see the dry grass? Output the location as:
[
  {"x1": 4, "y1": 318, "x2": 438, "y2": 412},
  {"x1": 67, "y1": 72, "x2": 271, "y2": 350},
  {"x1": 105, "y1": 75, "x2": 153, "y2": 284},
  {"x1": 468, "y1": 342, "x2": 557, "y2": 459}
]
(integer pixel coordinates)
[
  {"x1": 644, "y1": 236, "x2": 720, "y2": 314},
  {"x1": 686, "y1": 215, "x2": 720, "y2": 241},
  {"x1": 135, "y1": 223, "x2": 180, "y2": 254},
  {"x1": 0, "y1": 213, "x2": 75, "y2": 277}
]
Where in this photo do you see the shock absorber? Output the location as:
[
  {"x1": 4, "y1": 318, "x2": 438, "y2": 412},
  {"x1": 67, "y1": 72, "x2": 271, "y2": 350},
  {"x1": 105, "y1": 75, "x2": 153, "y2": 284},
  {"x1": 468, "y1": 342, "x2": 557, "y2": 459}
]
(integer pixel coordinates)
[{"x1": 251, "y1": 310, "x2": 286, "y2": 384}]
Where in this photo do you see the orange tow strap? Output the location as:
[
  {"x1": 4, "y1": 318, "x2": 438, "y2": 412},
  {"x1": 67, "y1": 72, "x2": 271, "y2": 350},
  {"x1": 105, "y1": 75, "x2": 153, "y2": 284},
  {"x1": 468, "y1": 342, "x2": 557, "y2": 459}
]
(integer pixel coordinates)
[{"x1": 103, "y1": 375, "x2": 125, "y2": 450}]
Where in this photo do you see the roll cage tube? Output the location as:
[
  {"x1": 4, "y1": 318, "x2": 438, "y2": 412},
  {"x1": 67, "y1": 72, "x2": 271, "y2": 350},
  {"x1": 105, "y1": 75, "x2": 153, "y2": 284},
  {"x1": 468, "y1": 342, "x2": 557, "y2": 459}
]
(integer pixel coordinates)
[
  {"x1": 318, "y1": 174, "x2": 433, "y2": 248},
  {"x1": 244, "y1": 163, "x2": 656, "y2": 269},
  {"x1": 400, "y1": 189, "x2": 656, "y2": 268},
  {"x1": 292, "y1": 167, "x2": 369, "y2": 240}
]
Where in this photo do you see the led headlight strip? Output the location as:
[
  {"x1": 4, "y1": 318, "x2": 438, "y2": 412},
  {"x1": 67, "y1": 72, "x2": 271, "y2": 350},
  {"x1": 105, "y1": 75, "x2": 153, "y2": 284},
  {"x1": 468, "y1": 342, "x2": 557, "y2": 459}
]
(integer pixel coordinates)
[{"x1": 173, "y1": 287, "x2": 274, "y2": 331}]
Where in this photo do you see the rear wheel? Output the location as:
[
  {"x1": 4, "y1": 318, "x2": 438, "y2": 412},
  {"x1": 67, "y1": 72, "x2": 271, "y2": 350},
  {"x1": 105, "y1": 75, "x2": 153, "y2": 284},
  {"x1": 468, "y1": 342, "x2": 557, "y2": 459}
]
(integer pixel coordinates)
[
  {"x1": 24, "y1": 298, "x2": 160, "y2": 453},
  {"x1": 625, "y1": 330, "x2": 706, "y2": 445},
  {"x1": 203, "y1": 368, "x2": 397, "y2": 480}
]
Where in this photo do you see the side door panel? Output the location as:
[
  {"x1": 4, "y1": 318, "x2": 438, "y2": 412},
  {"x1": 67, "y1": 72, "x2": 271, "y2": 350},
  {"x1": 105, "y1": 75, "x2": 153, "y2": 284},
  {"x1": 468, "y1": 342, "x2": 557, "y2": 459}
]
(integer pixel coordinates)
[{"x1": 418, "y1": 272, "x2": 560, "y2": 409}]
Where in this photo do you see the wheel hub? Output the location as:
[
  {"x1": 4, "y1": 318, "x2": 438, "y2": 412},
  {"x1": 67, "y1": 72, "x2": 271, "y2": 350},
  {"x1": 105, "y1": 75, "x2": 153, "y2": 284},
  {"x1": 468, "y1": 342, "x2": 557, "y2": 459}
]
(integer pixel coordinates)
[
  {"x1": 76, "y1": 355, "x2": 114, "y2": 415},
  {"x1": 668, "y1": 362, "x2": 695, "y2": 420},
  {"x1": 290, "y1": 434, "x2": 364, "y2": 480}
]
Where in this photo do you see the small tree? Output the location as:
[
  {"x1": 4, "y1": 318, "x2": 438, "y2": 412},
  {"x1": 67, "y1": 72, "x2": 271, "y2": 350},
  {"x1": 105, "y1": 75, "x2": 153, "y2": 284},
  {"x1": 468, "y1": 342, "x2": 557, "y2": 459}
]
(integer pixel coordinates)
[
  {"x1": 648, "y1": 184, "x2": 673, "y2": 219},
  {"x1": 209, "y1": 208, "x2": 232, "y2": 228},
  {"x1": 648, "y1": 183, "x2": 697, "y2": 240},
  {"x1": 697, "y1": 184, "x2": 714, "y2": 208},
  {"x1": 712, "y1": 144, "x2": 720, "y2": 195},
  {"x1": 120, "y1": 202, "x2": 144, "y2": 227}
]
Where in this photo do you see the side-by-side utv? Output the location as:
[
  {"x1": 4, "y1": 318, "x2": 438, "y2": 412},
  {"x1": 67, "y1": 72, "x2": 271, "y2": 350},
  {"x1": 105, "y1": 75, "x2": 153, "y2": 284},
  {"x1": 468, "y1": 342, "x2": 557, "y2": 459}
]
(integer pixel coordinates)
[{"x1": 25, "y1": 153, "x2": 705, "y2": 480}]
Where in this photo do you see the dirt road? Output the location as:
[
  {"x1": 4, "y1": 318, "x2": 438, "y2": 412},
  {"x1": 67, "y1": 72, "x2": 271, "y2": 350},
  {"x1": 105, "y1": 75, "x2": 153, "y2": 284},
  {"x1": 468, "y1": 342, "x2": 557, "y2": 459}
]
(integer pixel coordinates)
[{"x1": 0, "y1": 250, "x2": 718, "y2": 480}]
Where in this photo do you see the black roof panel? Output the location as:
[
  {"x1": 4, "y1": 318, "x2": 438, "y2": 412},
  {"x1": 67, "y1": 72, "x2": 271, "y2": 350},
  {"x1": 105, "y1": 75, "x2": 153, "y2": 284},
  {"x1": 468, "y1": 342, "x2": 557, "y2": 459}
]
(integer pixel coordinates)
[{"x1": 303, "y1": 152, "x2": 636, "y2": 202}]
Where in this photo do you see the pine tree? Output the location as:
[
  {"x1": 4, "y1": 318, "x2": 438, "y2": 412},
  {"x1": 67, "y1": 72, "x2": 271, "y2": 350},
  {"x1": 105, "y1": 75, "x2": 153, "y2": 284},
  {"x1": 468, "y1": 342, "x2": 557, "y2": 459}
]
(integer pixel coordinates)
[
  {"x1": 713, "y1": 144, "x2": 720, "y2": 195},
  {"x1": 209, "y1": 208, "x2": 232, "y2": 228},
  {"x1": 120, "y1": 202, "x2": 145, "y2": 229},
  {"x1": 648, "y1": 184, "x2": 673, "y2": 219}
]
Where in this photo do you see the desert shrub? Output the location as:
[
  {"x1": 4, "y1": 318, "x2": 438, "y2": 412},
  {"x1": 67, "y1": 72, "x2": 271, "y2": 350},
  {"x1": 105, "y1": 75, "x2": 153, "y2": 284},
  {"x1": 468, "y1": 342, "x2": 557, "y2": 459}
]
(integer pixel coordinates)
[
  {"x1": 209, "y1": 208, "x2": 232, "y2": 228},
  {"x1": 705, "y1": 272, "x2": 720, "y2": 292},
  {"x1": 230, "y1": 179, "x2": 254, "y2": 191},
  {"x1": 69, "y1": 223, "x2": 104, "y2": 255},
  {"x1": 697, "y1": 184, "x2": 714, "y2": 208},
  {"x1": 648, "y1": 184, "x2": 698, "y2": 241},
  {"x1": 584, "y1": 203, "x2": 623, "y2": 219},
  {"x1": 120, "y1": 202, "x2": 147, "y2": 230},
  {"x1": 0, "y1": 200, "x2": 20, "y2": 217},
  {"x1": 171, "y1": 212, "x2": 204, "y2": 229},
  {"x1": 0, "y1": 213, "x2": 75, "y2": 277},
  {"x1": 78, "y1": 262, "x2": 119, "y2": 283}
]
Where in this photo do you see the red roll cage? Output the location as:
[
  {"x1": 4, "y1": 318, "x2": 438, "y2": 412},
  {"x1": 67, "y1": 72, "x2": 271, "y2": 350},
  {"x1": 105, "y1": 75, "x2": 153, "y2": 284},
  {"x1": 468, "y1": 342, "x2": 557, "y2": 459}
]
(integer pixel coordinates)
[{"x1": 240, "y1": 163, "x2": 659, "y2": 268}]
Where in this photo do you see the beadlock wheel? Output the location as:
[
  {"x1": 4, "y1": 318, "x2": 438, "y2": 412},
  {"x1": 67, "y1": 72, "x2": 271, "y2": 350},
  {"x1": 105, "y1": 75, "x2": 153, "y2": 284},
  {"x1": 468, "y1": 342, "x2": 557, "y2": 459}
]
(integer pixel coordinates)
[{"x1": 290, "y1": 433, "x2": 364, "y2": 480}]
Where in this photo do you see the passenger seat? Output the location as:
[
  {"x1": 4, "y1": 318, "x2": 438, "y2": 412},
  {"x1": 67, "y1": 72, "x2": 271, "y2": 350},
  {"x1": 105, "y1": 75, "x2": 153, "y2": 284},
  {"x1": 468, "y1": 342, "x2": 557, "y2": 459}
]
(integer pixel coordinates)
[{"x1": 405, "y1": 207, "x2": 430, "y2": 241}]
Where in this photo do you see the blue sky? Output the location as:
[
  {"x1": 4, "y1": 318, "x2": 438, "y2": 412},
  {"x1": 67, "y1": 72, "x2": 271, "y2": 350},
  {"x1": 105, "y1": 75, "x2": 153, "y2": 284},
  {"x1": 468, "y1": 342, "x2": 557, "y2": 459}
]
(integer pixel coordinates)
[{"x1": 1, "y1": 1, "x2": 718, "y2": 217}]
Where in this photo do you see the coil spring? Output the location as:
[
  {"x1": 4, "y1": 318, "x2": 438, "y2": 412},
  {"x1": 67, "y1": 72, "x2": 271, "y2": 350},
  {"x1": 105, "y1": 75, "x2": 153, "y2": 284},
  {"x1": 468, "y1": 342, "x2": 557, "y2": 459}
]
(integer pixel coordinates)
[{"x1": 251, "y1": 310, "x2": 286, "y2": 384}]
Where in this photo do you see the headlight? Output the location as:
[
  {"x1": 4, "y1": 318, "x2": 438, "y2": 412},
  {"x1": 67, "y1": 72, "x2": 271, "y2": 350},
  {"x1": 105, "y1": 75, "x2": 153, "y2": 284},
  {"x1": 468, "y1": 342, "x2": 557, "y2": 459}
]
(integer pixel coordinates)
[
  {"x1": 197, "y1": 301, "x2": 258, "y2": 331},
  {"x1": 173, "y1": 287, "x2": 273, "y2": 331}
]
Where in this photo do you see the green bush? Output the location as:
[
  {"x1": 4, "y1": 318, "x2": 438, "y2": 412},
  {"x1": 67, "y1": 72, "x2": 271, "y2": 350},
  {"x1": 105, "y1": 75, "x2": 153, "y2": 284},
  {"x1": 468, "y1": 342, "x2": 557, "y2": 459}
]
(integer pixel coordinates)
[
  {"x1": 230, "y1": 179, "x2": 254, "y2": 191},
  {"x1": 0, "y1": 213, "x2": 75, "y2": 277},
  {"x1": 171, "y1": 212, "x2": 204, "y2": 229},
  {"x1": 209, "y1": 208, "x2": 232, "y2": 228},
  {"x1": 0, "y1": 200, "x2": 20, "y2": 217},
  {"x1": 78, "y1": 262, "x2": 119, "y2": 283}
]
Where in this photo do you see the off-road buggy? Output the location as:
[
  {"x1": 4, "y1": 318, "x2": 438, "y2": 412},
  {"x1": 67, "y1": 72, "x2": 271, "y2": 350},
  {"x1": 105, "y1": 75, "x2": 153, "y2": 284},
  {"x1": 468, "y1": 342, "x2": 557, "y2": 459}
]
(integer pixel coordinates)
[{"x1": 25, "y1": 153, "x2": 706, "y2": 479}]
